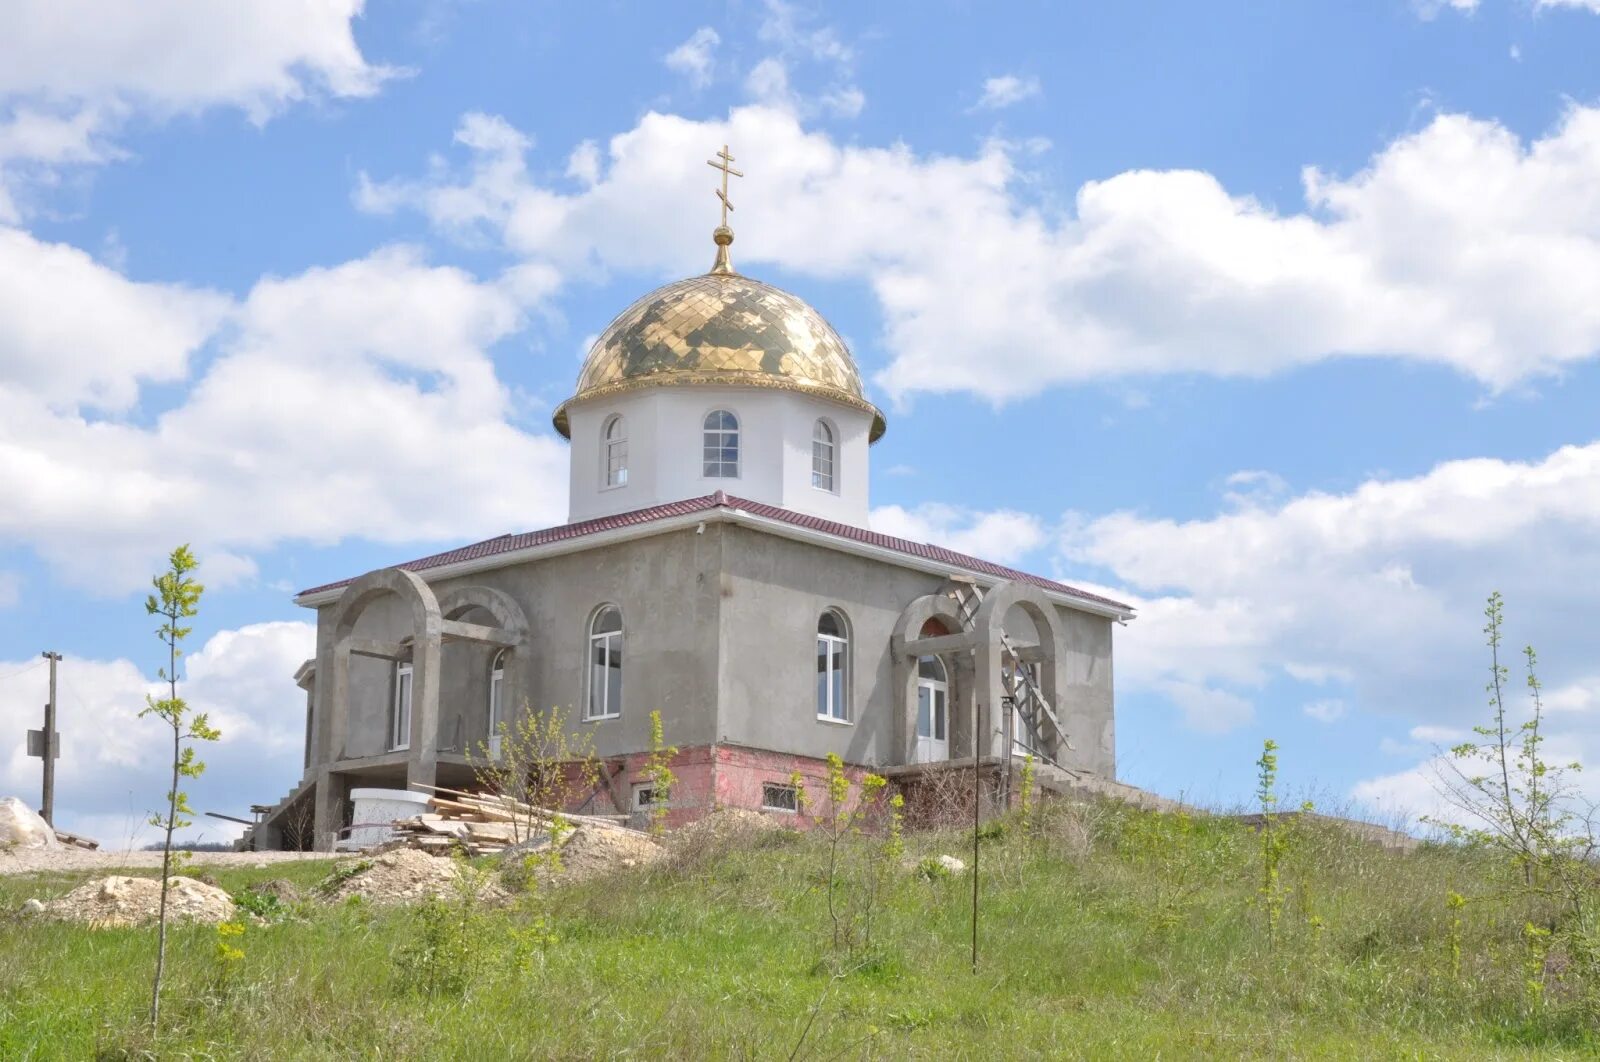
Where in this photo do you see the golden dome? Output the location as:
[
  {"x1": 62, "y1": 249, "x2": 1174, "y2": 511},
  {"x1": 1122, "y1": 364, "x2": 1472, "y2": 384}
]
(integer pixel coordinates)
[{"x1": 553, "y1": 257, "x2": 886, "y2": 442}]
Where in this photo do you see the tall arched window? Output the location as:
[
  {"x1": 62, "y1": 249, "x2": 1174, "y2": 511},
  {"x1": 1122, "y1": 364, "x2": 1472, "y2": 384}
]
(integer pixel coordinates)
[
  {"x1": 487, "y1": 649, "x2": 507, "y2": 756},
  {"x1": 915, "y1": 655, "x2": 949, "y2": 762},
  {"x1": 603, "y1": 414, "x2": 628, "y2": 488},
  {"x1": 587, "y1": 606, "x2": 623, "y2": 720},
  {"x1": 816, "y1": 610, "x2": 849, "y2": 722},
  {"x1": 703, "y1": 409, "x2": 739, "y2": 478},
  {"x1": 811, "y1": 419, "x2": 836, "y2": 492},
  {"x1": 391, "y1": 660, "x2": 413, "y2": 751}
]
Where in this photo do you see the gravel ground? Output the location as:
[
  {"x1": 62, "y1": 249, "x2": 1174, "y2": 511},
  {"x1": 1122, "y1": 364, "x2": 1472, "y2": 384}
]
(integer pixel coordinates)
[{"x1": 0, "y1": 847, "x2": 329, "y2": 876}]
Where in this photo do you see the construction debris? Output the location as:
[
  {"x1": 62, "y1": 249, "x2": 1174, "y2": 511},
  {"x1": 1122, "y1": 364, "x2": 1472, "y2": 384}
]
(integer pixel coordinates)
[
  {"x1": 0, "y1": 797, "x2": 57, "y2": 849},
  {"x1": 384, "y1": 784, "x2": 636, "y2": 857},
  {"x1": 317, "y1": 848, "x2": 508, "y2": 907},
  {"x1": 38, "y1": 875, "x2": 235, "y2": 927},
  {"x1": 53, "y1": 829, "x2": 98, "y2": 851}
]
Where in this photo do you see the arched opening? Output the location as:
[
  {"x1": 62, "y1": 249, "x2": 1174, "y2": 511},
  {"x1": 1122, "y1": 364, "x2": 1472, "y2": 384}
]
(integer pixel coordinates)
[
  {"x1": 602, "y1": 414, "x2": 628, "y2": 488},
  {"x1": 816, "y1": 609, "x2": 849, "y2": 722},
  {"x1": 914, "y1": 654, "x2": 949, "y2": 763},
  {"x1": 587, "y1": 606, "x2": 624, "y2": 721},
  {"x1": 811, "y1": 419, "x2": 836, "y2": 492},
  {"x1": 703, "y1": 409, "x2": 739, "y2": 478},
  {"x1": 488, "y1": 648, "x2": 508, "y2": 757}
]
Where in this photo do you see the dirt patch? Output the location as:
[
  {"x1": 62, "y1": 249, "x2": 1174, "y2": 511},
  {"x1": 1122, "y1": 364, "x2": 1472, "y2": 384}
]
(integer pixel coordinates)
[
  {"x1": 242, "y1": 878, "x2": 303, "y2": 905},
  {"x1": 550, "y1": 825, "x2": 665, "y2": 884},
  {"x1": 317, "y1": 848, "x2": 509, "y2": 907},
  {"x1": 37, "y1": 875, "x2": 235, "y2": 927},
  {"x1": 671, "y1": 807, "x2": 783, "y2": 850}
]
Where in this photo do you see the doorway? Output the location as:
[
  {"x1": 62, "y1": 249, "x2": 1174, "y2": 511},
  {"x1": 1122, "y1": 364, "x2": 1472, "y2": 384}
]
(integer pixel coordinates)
[{"x1": 914, "y1": 655, "x2": 949, "y2": 763}]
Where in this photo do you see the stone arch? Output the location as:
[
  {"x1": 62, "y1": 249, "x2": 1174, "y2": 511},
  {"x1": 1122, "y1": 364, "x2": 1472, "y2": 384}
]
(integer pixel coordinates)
[
  {"x1": 972, "y1": 580, "x2": 1066, "y2": 758},
  {"x1": 331, "y1": 567, "x2": 441, "y2": 643},
  {"x1": 890, "y1": 593, "x2": 968, "y2": 764},
  {"x1": 437, "y1": 584, "x2": 529, "y2": 636},
  {"x1": 437, "y1": 584, "x2": 531, "y2": 747}
]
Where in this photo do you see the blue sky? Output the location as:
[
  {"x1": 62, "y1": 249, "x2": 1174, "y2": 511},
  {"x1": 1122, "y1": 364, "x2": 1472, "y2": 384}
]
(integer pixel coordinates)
[{"x1": 3, "y1": 0, "x2": 1599, "y2": 843}]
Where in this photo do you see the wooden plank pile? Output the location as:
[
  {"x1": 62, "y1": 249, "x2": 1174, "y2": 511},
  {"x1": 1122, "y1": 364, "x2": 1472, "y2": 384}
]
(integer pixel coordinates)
[
  {"x1": 386, "y1": 784, "x2": 632, "y2": 856},
  {"x1": 54, "y1": 829, "x2": 99, "y2": 850}
]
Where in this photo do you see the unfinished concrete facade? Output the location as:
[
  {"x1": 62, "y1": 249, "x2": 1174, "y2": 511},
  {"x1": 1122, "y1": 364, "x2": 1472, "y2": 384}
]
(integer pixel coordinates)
[{"x1": 254, "y1": 218, "x2": 1133, "y2": 849}]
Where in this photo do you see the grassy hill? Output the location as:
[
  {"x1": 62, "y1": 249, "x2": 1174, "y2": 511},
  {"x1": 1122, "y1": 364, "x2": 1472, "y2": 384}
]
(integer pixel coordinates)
[{"x1": 1, "y1": 796, "x2": 1594, "y2": 1060}]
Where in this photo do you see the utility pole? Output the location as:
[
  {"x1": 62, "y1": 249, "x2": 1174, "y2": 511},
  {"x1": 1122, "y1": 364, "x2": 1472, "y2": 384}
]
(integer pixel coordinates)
[{"x1": 41, "y1": 651, "x2": 60, "y2": 826}]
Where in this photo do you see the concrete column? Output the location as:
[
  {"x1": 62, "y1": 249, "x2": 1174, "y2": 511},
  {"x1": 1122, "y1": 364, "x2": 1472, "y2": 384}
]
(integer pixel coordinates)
[
  {"x1": 972, "y1": 639, "x2": 1004, "y2": 760},
  {"x1": 311, "y1": 768, "x2": 345, "y2": 851},
  {"x1": 406, "y1": 615, "x2": 443, "y2": 792},
  {"x1": 890, "y1": 635, "x2": 915, "y2": 766}
]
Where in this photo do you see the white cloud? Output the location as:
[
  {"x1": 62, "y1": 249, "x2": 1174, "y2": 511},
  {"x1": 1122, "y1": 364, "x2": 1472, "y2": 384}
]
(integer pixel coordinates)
[
  {"x1": 0, "y1": 0, "x2": 392, "y2": 217},
  {"x1": 1538, "y1": 0, "x2": 1600, "y2": 11},
  {"x1": 973, "y1": 75, "x2": 1041, "y2": 111},
  {"x1": 0, "y1": 571, "x2": 18, "y2": 608},
  {"x1": 870, "y1": 503, "x2": 1046, "y2": 565},
  {"x1": 360, "y1": 102, "x2": 1600, "y2": 404},
  {"x1": 0, "y1": 226, "x2": 228, "y2": 410},
  {"x1": 664, "y1": 27, "x2": 721, "y2": 89},
  {"x1": 1303, "y1": 699, "x2": 1346, "y2": 723},
  {"x1": 0, "y1": 621, "x2": 316, "y2": 847},
  {"x1": 0, "y1": 245, "x2": 569, "y2": 593},
  {"x1": 1061, "y1": 442, "x2": 1600, "y2": 737}
]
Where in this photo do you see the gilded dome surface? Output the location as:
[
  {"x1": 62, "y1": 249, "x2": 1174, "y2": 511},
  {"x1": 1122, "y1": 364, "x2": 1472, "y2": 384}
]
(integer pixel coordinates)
[{"x1": 553, "y1": 269, "x2": 886, "y2": 441}]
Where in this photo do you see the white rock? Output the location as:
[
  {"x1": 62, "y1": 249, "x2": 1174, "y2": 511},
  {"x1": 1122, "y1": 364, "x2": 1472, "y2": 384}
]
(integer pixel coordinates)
[
  {"x1": 936, "y1": 855, "x2": 967, "y2": 873},
  {"x1": 0, "y1": 797, "x2": 58, "y2": 849},
  {"x1": 19, "y1": 898, "x2": 45, "y2": 916}
]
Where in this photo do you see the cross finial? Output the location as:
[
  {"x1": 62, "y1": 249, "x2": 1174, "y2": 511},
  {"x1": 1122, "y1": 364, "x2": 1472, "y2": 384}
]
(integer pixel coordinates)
[{"x1": 706, "y1": 143, "x2": 744, "y2": 273}]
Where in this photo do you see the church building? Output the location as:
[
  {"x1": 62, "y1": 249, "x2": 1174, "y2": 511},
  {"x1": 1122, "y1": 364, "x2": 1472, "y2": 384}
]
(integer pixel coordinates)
[{"x1": 257, "y1": 149, "x2": 1134, "y2": 849}]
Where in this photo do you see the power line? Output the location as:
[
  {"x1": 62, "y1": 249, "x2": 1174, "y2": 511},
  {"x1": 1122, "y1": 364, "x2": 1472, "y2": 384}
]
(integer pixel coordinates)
[{"x1": 0, "y1": 658, "x2": 46, "y2": 685}]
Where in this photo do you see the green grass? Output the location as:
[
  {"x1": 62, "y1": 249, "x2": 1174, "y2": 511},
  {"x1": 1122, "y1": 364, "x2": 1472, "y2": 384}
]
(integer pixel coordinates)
[{"x1": 0, "y1": 802, "x2": 1595, "y2": 1060}]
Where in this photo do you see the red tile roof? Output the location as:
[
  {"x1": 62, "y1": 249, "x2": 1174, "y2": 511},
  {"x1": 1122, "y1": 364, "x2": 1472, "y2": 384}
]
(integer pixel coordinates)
[{"x1": 296, "y1": 492, "x2": 1132, "y2": 613}]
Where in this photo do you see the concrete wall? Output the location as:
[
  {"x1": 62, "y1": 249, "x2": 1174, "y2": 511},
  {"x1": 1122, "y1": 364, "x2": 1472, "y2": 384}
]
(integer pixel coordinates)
[
  {"x1": 566, "y1": 387, "x2": 872, "y2": 526},
  {"x1": 713, "y1": 524, "x2": 937, "y2": 768},
  {"x1": 302, "y1": 521, "x2": 1117, "y2": 785}
]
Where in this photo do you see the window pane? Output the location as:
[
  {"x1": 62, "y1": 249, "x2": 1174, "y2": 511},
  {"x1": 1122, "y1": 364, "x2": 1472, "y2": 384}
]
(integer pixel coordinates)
[
  {"x1": 829, "y1": 641, "x2": 845, "y2": 719},
  {"x1": 816, "y1": 639, "x2": 829, "y2": 715},
  {"x1": 917, "y1": 686, "x2": 931, "y2": 738},
  {"x1": 934, "y1": 689, "x2": 947, "y2": 740},
  {"x1": 594, "y1": 607, "x2": 621, "y2": 635},
  {"x1": 818, "y1": 612, "x2": 841, "y2": 637},
  {"x1": 606, "y1": 639, "x2": 623, "y2": 717},
  {"x1": 589, "y1": 644, "x2": 607, "y2": 718}
]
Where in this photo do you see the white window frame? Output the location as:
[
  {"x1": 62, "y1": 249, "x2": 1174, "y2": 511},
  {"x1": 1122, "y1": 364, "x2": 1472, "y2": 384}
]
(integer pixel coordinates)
[
  {"x1": 915, "y1": 655, "x2": 949, "y2": 761},
  {"x1": 761, "y1": 782, "x2": 799, "y2": 813},
  {"x1": 816, "y1": 610, "x2": 850, "y2": 723},
  {"x1": 602, "y1": 414, "x2": 628, "y2": 489},
  {"x1": 702, "y1": 408, "x2": 740, "y2": 479},
  {"x1": 586, "y1": 606, "x2": 624, "y2": 721},
  {"x1": 631, "y1": 783, "x2": 658, "y2": 812},
  {"x1": 391, "y1": 660, "x2": 413, "y2": 752},
  {"x1": 811, "y1": 418, "x2": 836, "y2": 493},
  {"x1": 488, "y1": 649, "x2": 506, "y2": 758}
]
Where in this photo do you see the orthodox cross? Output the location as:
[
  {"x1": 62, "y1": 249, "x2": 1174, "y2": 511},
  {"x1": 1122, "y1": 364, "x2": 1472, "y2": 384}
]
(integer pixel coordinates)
[{"x1": 706, "y1": 144, "x2": 744, "y2": 228}]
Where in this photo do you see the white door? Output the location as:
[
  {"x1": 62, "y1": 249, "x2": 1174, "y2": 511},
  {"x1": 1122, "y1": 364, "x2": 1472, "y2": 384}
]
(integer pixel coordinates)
[{"x1": 914, "y1": 656, "x2": 949, "y2": 763}]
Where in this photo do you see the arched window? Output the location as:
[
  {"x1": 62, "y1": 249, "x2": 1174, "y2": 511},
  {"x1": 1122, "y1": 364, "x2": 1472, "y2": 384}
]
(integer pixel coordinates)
[
  {"x1": 587, "y1": 606, "x2": 623, "y2": 720},
  {"x1": 603, "y1": 415, "x2": 628, "y2": 488},
  {"x1": 816, "y1": 610, "x2": 849, "y2": 722},
  {"x1": 487, "y1": 649, "x2": 507, "y2": 756},
  {"x1": 703, "y1": 409, "x2": 739, "y2": 478},
  {"x1": 391, "y1": 660, "x2": 413, "y2": 751},
  {"x1": 811, "y1": 419, "x2": 836, "y2": 492},
  {"x1": 915, "y1": 655, "x2": 949, "y2": 762}
]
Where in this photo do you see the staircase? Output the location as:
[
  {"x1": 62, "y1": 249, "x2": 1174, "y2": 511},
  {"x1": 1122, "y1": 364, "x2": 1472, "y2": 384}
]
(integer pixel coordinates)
[{"x1": 944, "y1": 576, "x2": 1072, "y2": 767}]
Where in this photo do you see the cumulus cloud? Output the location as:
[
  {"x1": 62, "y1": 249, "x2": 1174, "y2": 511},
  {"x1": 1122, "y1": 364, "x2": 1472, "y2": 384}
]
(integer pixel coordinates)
[
  {"x1": 870, "y1": 503, "x2": 1047, "y2": 565},
  {"x1": 0, "y1": 0, "x2": 392, "y2": 216},
  {"x1": 359, "y1": 102, "x2": 1600, "y2": 404},
  {"x1": 0, "y1": 245, "x2": 568, "y2": 593},
  {"x1": 664, "y1": 27, "x2": 721, "y2": 88},
  {"x1": 1065, "y1": 442, "x2": 1600, "y2": 721},
  {"x1": 972, "y1": 75, "x2": 1041, "y2": 111},
  {"x1": 1303, "y1": 699, "x2": 1347, "y2": 723},
  {"x1": 0, "y1": 621, "x2": 316, "y2": 847}
]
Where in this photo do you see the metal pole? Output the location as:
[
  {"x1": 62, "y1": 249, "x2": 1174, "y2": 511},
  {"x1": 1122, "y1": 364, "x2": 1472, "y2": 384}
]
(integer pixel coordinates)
[
  {"x1": 41, "y1": 651, "x2": 61, "y2": 827},
  {"x1": 971, "y1": 697, "x2": 981, "y2": 974}
]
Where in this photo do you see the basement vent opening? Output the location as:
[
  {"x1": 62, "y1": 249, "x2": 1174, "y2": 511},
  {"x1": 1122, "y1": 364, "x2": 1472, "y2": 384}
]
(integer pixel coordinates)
[{"x1": 761, "y1": 783, "x2": 799, "y2": 813}]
